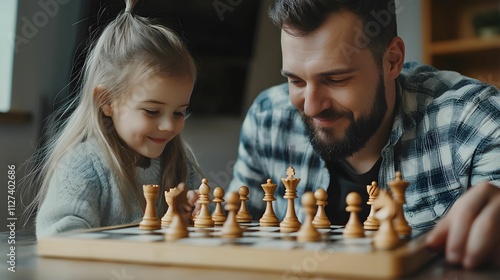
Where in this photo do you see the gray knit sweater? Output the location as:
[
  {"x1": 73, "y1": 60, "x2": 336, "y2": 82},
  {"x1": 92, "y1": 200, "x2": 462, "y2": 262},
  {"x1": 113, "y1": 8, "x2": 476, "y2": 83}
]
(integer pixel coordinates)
[{"x1": 36, "y1": 138, "x2": 201, "y2": 238}]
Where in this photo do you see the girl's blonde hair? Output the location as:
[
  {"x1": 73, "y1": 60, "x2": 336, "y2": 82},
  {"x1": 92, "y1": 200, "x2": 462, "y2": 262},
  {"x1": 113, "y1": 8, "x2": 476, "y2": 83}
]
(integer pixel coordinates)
[{"x1": 23, "y1": 0, "x2": 199, "y2": 224}]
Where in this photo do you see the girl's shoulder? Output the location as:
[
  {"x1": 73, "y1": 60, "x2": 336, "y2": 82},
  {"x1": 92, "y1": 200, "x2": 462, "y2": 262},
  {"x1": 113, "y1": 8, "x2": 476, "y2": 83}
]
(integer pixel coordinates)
[{"x1": 58, "y1": 138, "x2": 110, "y2": 177}]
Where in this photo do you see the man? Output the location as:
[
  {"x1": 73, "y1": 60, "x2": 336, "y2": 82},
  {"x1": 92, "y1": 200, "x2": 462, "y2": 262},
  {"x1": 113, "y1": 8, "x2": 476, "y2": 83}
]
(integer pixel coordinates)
[{"x1": 228, "y1": 0, "x2": 500, "y2": 269}]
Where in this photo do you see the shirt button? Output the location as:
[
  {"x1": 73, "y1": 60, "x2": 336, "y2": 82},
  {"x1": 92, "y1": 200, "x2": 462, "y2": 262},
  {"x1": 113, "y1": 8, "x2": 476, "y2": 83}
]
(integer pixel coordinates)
[{"x1": 408, "y1": 212, "x2": 414, "y2": 218}]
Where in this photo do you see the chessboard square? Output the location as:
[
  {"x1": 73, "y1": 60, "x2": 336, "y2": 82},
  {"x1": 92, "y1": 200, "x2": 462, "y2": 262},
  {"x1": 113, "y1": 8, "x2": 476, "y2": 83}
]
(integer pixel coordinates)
[
  {"x1": 240, "y1": 222, "x2": 260, "y2": 227},
  {"x1": 243, "y1": 231, "x2": 282, "y2": 238},
  {"x1": 251, "y1": 240, "x2": 299, "y2": 250},
  {"x1": 121, "y1": 234, "x2": 164, "y2": 242},
  {"x1": 246, "y1": 226, "x2": 280, "y2": 232},
  {"x1": 102, "y1": 227, "x2": 157, "y2": 235},
  {"x1": 176, "y1": 237, "x2": 226, "y2": 246},
  {"x1": 67, "y1": 233, "x2": 110, "y2": 239},
  {"x1": 317, "y1": 228, "x2": 333, "y2": 233}
]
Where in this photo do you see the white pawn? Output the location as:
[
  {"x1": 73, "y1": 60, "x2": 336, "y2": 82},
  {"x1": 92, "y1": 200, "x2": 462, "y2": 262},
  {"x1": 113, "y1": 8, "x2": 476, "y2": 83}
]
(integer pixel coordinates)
[
  {"x1": 221, "y1": 192, "x2": 243, "y2": 238},
  {"x1": 297, "y1": 192, "x2": 321, "y2": 242},
  {"x1": 194, "y1": 178, "x2": 214, "y2": 228},
  {"x1": 212, "y1": 187, "x2": 226, "y2": 226},
  {"x1": 343, "y1": 192, "x2": 365, "y2": 238}
]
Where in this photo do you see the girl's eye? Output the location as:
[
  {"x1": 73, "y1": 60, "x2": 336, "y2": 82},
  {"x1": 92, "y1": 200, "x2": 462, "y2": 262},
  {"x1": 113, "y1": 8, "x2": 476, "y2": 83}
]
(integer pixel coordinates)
[
  {"x1": 174, "y1": 110, "x2": 186, "y2": 118},
  {"x1": 143, "y1": 109, "x2": 160, "y2": 116}
]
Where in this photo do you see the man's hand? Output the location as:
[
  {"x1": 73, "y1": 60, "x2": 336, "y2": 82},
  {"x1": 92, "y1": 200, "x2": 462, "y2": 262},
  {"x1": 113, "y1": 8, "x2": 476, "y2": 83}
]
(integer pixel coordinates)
[{"x1": 426, "y1": 182, "x2": 500, "y2": 269}]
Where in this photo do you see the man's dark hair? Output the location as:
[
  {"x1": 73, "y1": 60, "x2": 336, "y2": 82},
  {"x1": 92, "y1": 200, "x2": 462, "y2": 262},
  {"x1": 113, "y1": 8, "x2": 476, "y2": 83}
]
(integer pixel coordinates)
[{"x1": 269, "y1": 0, "x2": 398, "y2": 66}]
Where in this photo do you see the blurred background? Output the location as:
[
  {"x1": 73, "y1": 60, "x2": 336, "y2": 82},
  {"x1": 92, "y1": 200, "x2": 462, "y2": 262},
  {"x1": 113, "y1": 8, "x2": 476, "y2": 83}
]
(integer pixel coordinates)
[{"x1": 1, "y1": 0, "x2": 498, "y2": 229}]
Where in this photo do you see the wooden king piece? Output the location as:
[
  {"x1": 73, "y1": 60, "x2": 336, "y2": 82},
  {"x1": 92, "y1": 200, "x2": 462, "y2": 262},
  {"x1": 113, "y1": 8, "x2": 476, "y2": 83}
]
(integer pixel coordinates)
[{"x1": 279, "y1": 166, "x2": 301, "y2": 232}]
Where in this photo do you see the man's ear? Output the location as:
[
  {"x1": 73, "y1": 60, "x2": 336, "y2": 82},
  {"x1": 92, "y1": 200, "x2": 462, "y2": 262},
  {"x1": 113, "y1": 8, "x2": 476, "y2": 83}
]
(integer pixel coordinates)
[
  {"x1": 94, "y1": 84, "x2": 113, "y2": 117},
  {"x1": 384, "y1": 36, "x2": 405, "y2": 80}
]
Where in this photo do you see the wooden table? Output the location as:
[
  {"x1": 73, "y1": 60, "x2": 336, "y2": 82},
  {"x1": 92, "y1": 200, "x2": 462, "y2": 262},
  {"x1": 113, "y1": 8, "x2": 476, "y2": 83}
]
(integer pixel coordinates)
[{"x1": 2, "y1": 231, "x2": 499, "y2": 280}]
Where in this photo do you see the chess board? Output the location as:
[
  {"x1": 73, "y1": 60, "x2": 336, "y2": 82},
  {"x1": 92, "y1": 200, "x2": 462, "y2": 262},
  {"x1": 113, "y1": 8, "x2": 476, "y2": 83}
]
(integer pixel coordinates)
[{"x1": 37, "y1": 222, "x2": 438, "y2": 279}]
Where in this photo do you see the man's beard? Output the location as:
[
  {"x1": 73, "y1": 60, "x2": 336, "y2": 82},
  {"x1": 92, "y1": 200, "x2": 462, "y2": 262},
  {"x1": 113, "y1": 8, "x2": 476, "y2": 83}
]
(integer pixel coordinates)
[{"x1": 302, "y1": 75, "x2": 388, "y2": 161}]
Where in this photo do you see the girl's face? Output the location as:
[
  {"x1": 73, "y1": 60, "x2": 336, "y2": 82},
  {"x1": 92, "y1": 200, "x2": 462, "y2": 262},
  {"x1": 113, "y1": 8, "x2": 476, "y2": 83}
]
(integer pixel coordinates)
[{"x1": 105, "y1": 74, "x2": 194, "y2": 159}]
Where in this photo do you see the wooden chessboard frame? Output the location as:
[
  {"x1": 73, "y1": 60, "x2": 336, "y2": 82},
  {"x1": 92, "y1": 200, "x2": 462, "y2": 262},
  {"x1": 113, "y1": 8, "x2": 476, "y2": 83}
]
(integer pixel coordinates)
[{"x1": 38, "y1": 222, "x2": 438, "y2": 279}]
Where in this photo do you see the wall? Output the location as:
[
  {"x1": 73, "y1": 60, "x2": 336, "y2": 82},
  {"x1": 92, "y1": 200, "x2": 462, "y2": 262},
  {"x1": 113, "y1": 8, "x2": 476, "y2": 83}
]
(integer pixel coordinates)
[
  {"x1": 397, "y1": 0, "x2": 423, "y2": 63},
  {"x1": 0, "y1": 0, "x2": 86, "y2": 228}
]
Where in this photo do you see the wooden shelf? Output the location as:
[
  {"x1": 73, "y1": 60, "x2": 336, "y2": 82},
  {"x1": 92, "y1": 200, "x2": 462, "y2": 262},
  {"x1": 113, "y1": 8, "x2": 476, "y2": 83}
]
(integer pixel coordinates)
[
  {"x1": 422, "y1": 0, "x2": 500, "y2": 87},
  {"x1": 0, "y1": 110, "x2": 32, "y2": 124},
  {"x1": 430, "y1": 36, "x2": 500, "y2": 55}
]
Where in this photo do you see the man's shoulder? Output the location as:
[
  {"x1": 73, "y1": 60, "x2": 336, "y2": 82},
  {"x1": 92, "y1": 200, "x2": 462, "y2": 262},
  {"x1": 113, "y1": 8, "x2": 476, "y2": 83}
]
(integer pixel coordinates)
[
  {"x1": 399, "y1": 62, "x2": 498, "y2": 101},
  {"x1": 251, "y1": 83, "x2": 294, "y2": 113}
]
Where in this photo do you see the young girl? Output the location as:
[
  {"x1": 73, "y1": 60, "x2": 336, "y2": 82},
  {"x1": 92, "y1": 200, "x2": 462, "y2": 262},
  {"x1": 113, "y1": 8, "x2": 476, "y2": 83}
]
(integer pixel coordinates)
[{"x1": 26, "y1": 0, "x2": 202, "y2": 238}]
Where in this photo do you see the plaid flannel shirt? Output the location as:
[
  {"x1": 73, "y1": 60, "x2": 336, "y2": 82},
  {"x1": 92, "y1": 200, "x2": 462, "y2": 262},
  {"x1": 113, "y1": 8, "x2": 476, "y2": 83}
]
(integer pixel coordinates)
[{"x1": 228, "y1": 62, "x2": 500, "y2": 230}]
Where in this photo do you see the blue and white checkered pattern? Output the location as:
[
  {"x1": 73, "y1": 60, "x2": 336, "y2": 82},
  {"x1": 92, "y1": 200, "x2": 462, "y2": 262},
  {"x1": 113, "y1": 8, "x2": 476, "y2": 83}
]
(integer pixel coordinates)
[{"x1": 228, "y1": 62, "x2": 500, "y2": 231}]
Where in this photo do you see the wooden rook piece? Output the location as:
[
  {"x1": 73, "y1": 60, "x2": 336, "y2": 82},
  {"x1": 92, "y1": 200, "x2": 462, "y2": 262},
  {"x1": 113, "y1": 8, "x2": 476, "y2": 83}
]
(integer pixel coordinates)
[
  {"x1": 297, "y1": 192, "x2": 321, "y2": 242},
  {"x1": 343, "y1": 192, "x2": 365, "y2": 238},
  {"x1": 161, "y1": 187, "x2": 177, "y2": 227},
  {"x1": 312, "y1": 189, "x2": 331, "y2": 229},
  {"x1": 165, "y1": 183, "x2": 189, "y2": 240},
  {"x1": 259, "y1": 179, "x2": 279, "y2": 227},
  {"x1": 388, "y1": 171, "x2": 412, "y2": 236},
  {"x1": 139, "y1": 184, "x2": 161, "y2": 230},
  {"x1": 212, "y1": 187, "x2": 227, "y2": 226},
  {"x1": 373, "y1": 190, "x2": 400, "y2": 250},
  {"x1": 363, "y1": 181, "x2": 380, "y2": 230},
  {"x1": 236, "y1": 186, "x2": 252, "y2": 223},
  {"x1": 194, "y1": 178, "x2": 214, "y2": 228},
  {"x1": 221, "y1": 192, "x2": 243, "y2": 238},
  {"x1": 280, "y1": 167, "x2": 302, "y2": 232}
]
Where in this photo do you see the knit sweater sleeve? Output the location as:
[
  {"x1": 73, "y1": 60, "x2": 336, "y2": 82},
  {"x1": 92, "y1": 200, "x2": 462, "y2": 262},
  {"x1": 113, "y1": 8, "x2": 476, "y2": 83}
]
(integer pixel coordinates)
[{"x1": 36, "y1": 142, "x2": 106, "y2": 238}]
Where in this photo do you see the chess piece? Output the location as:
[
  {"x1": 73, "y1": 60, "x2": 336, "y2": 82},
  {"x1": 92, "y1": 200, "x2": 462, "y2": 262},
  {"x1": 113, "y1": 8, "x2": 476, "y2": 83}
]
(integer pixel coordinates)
[
  {"x1": 221, "y1": 192, "x2": 243, "y2": 238},
  {"x1": 139, "y1": 184, "x2": 161, "y2": 230},
  {"x1": 297, "y1": 192, "x2": 321, "y2": 242},
  {"x1": 212, "y1": 187, "x2": 227, "y2": 226},
  {"x1": 372, "y1": 190, "x2": 400, "y2": 250},
  {"x1": 388, "y1": 171, "x2": 412, "y2": 236},
  {"x1": 161, "y1": 187, "x2": 177, "y2": 227},
  {"x1": 165, "y1": 183, "x2": 189, "y2": 240},
  {"x1": 363, "y1": 181, "x2": 380, "y2": 230},
  {"x1": 343, "y1": 192, "x2": 365, "y2": 238},
  {"x1": 194, "y1": 178, "x2": 214, "y2": 228},
  {"x1": 259, "y1": 179, "x2": 279, "y2": 227},
  {"x1": 312, "y1": 188, "x2": 331, "y2": 229},
  {"x1": 236, "y1": 186, "x2": 252, "y2": 223},
  {"x1": 280, "y1": 167, "x2": 302, "y2": 232}
]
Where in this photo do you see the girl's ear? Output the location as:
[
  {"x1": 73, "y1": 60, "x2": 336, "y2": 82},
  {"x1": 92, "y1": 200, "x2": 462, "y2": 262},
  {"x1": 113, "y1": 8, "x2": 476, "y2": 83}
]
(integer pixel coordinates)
[{"x1": 94, "y1": 84, "x2": 113, "y2": 117}]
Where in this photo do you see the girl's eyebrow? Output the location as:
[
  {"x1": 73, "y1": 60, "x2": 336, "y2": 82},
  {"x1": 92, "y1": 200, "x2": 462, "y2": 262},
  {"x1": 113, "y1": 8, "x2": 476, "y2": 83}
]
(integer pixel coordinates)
[{"x1": 141, "y1": 99, "x2": 190, "y2": 108}]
